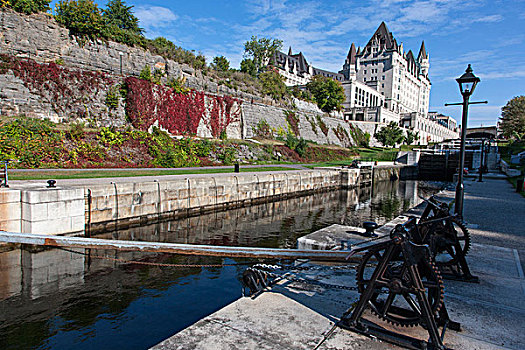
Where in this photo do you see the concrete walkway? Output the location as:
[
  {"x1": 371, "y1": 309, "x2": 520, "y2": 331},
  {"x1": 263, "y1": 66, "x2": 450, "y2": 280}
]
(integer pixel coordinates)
[{"x1": 152, "y1": 177, "x2": 525, "y2": 350}]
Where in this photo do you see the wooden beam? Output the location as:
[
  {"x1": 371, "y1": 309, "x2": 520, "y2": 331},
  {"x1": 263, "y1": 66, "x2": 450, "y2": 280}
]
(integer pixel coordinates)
[{"x1": 0, "y1": 232, "x2": 353, "y2": 261}]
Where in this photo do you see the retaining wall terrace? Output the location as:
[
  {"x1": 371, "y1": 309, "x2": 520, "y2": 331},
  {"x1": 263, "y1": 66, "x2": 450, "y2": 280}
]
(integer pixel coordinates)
[{"x1": 0, "y1": 8, "x2": 384, "y2": 147}]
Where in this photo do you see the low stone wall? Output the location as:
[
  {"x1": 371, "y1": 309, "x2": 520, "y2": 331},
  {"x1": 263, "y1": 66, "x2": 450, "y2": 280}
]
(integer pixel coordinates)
[
  {"x1": 0, "y1": 169, "x2": 359, "y2": 235},
  {"x1": 0, "y1": 165, "x2": 419, "y2": 236}
]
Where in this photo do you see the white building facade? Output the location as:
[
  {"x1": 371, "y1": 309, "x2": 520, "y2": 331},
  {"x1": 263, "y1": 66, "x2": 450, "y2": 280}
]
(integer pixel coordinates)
[{"x1": 274, "y1": 22, "x2": 459, "y2": 145}]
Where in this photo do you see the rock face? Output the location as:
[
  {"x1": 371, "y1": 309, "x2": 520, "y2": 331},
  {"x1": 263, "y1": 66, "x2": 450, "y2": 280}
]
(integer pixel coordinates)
[{"x1": 0, "y1": 8, "x2": 383, "y2": 146}]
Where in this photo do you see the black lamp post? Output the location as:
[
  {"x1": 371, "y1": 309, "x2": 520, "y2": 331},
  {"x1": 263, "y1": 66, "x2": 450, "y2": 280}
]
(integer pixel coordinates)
[
  {"x1": 119, "y1": 52, "x2": 123, "y2": 75},
  {"x1": 450, "y1": 65, "x2": 480, "y2": 217}
]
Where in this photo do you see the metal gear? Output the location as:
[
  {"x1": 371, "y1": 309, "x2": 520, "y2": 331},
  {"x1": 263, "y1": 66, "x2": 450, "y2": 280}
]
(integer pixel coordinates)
[
  {"x1": 356, "y1": 246, "x2": 445, "y2": 327},
  {"x1": 422, "y1": 217, "x2": 471, "y2": 267}
]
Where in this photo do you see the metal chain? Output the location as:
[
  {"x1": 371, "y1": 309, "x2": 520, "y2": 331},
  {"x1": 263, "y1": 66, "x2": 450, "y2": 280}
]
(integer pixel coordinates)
[
  {"x1": 249, "y1": 266, "x2": 359, "y2": 291},
  {"x1": 57, "y1": 247, "x2": 255, "y2": 268}
]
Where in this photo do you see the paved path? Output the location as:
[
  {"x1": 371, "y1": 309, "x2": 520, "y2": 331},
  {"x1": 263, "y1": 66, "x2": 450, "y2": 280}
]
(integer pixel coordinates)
[{"x1": 449, "y1": 177, "x2": 525, "y2": 271}]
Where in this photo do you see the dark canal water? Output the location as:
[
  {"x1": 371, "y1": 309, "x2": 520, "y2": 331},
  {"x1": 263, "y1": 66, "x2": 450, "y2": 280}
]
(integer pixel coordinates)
[{"x1": 0, "y1": 180, "x2": 437, "y2": 350}]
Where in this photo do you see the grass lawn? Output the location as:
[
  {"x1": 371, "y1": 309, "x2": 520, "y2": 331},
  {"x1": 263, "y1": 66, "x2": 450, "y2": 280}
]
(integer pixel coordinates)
[{"x1": 8, "y1": 166, "x2": 298, "y2": 181}]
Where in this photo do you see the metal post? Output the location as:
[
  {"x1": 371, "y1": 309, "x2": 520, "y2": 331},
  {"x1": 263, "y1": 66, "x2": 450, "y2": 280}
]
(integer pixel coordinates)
[
  {"x1": 119, "y1": 52, "x2": 123, "y2": 75},
  {"x1": 2, "y1": 161, "x2": 9, "y2": 188},
  {"x1": 478, "y1": 139, "x2": 485, "y2": 182},
  {"x1": 455, "y1": 94, "x2": 469, "y2": 217}
]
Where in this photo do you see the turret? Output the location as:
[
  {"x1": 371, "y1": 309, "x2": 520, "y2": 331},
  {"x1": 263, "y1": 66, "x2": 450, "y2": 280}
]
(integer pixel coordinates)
[{"x1": 418, "y1": 41, "x2": 429, "y2": 76}]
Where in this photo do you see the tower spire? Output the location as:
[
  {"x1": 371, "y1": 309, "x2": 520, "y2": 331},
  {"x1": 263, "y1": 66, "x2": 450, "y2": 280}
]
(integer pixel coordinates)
[{"x1": 418, "y1": 41, "x2": 428, "y2": 60}]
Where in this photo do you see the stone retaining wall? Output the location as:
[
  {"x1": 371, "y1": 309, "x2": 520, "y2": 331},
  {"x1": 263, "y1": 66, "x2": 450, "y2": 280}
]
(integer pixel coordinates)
[{"x1": 0, "y1": 8, "x2": 385, "y2": 147}]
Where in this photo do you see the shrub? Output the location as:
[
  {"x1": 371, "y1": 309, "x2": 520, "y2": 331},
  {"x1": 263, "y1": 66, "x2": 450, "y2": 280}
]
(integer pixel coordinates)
[
  {"x1": 166, "y1": 76, "x2": 189, "y2": 94},
  {"x1": 105, "y1": 85, "x2": 120, "y2": 109},
  {"x1": 5, "y1": 0, "x2": 50, "y2": 14},
  {"x1": 0, "y1": 117, "x2": 63, "y2": 167},
  {"x1": 316, "y1": 115, "x2": 329, "y2": 137},
  {"x1": 253, "y1": 119, "x2": 273, "y2": 139},
  {"x1": 218, "y1": 147, "x2": 236, "y2": 165},
  {"x1": 285, "y1": 132, "x2": 308, "y2": 157},
  {"x1": 284, "y1": 110, "x2": 300, "y2": 136},
  {"x1": 334, "y1": 125, "x2": 352, "y2": 148},
  {"x1": 195, "y1": 139, "x2": 213, "y2": 157},
  {"x1": 67, "y1": 122, "x2": 85, "y2": 140},
  {"x1": 139, "y1": 64, "x2": 152, "y2": 81}
]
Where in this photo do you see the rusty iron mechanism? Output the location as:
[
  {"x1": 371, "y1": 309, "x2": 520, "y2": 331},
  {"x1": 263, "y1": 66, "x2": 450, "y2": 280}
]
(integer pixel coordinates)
[
  {"x1": 341, "y1": 219, "x2": 460, "y2": 350},
  {"x1": 241, "y1": 195, "x2": 479, "y2": 350},
  {"x1": 415, "y1": 195, "x2": 478, "y2": 282}
]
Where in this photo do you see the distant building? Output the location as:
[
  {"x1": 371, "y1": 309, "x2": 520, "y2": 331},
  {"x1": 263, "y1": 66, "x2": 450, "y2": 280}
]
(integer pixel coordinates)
[
  {"x1": 274, "y1": 22, "x2": 459, "y2": 144},
  {"x1": 273, "y1": 47, "x2": 344, "y2": 86}
]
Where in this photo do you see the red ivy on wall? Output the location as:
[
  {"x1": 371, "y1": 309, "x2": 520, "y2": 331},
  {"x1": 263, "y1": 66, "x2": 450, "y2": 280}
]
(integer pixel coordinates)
[
  {"x1": 0, "y1": 54, "x2": 112, "y2": 117},
  {"x1": 207, "y1": 95, "x2": 242, "y2": 138},
  {"x1": 125, "y1": 77, "x2": 241, "y2": 137}
]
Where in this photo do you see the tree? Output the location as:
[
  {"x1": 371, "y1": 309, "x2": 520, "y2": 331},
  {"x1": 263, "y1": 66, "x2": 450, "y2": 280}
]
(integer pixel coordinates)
[
  {"x1": 211, "y1": 56, "x2": 230, "y2": 72},
  {"x1": 259, "y1": 70, "x2": 288, "y2": 100},
  {"x1": 306, "y1": 75, "x2": 345, "y2": 113},
  {"x1": 243, "y1": 35, "x2": 282, "y2": 74},
  {"x1": 375, "y1": 122, "x2": 405, "y2": 147},
  {"x1": 102, "y1": 0, "x2": 142, "y2": 34},
  {"x1": 240, "y1": 58, "x2": 256, "y2": 77},
  {"x1": 55, "y1": 0, "x2": 104, "y2": 39},
  {"x1": 500, "y1": 96, "x2": 525, "y2": 140},
  {"x1": 404, "y1": 129, "x2": 419, "y2": 145},
  {"x1": 6, "y1": 0, "x2": 50, "y2": 14}
]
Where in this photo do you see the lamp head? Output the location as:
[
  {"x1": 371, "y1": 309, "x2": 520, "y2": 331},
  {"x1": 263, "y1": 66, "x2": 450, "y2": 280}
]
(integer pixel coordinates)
[{"x1": 456, "y1": 64, "x2": 480, "y2": 97}]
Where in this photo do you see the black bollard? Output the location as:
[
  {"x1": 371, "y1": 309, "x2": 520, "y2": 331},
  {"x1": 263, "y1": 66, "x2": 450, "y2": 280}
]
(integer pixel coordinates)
[{"x1": 234, "y1": 163, "x2": 240, "y2": 173}]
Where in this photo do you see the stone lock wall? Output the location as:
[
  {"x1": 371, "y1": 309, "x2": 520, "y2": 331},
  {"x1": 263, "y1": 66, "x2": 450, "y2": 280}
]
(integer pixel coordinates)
[{"x1": 0, "y1": 169, "x2": 358, "y2": 235}]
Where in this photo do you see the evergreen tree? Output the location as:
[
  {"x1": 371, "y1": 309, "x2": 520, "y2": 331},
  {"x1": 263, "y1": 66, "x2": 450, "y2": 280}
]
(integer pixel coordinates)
[
  {"x1": 500, "y1": 96, "x2": 525, "y2": 140},
  {"x1": 240, "y1": 58, "x2": 256, "y2": 77},
  {"x1": 211, "y1": 56, "x2": 230, "y2": 72},
  {"x1": 102, "y1": 0, "x2": 142, "y2": 34}
]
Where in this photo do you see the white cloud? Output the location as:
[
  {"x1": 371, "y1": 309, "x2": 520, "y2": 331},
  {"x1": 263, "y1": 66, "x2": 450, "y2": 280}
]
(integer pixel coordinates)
[
  {"x1": 472, "y1": 14, "x2": 504, "y2": 23},
  {"x1": 135, "y1": 6, "x2": 178, "y2": 29}
]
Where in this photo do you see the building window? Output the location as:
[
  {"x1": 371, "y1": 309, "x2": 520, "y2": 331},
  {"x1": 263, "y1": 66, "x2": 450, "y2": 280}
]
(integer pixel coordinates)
[{"x1": 364, "y1": 70, "x2": 367, "y2": 74}]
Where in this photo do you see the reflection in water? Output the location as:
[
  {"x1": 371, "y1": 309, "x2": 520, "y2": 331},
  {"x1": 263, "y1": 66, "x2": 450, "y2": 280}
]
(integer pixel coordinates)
[{"x1": 0, "y1": 180, "x2": 435, "y2": 350}]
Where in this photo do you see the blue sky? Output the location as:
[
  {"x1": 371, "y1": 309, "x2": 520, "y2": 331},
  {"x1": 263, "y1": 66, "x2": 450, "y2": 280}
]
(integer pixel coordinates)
[{"x1": 53, "y1": 0, "x2": 525, "y2": 127}]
